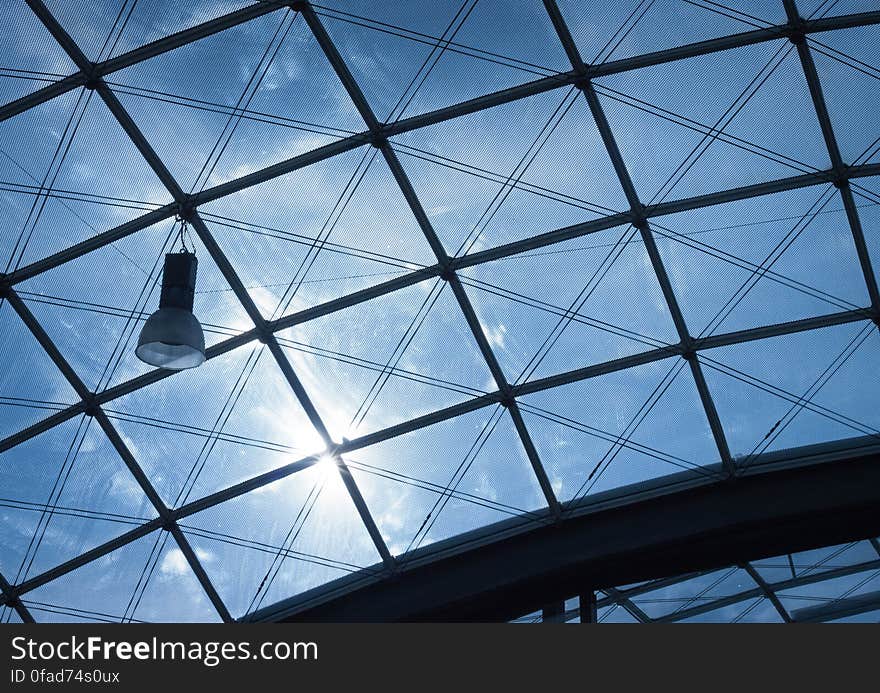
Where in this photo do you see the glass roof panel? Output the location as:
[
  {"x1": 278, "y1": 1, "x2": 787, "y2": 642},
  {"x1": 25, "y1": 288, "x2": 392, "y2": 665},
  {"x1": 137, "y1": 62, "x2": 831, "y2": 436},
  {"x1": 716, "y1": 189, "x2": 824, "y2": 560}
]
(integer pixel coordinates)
[
  {"x1": 0, "y1": 416, "x2": 156, "y2": 583},
  {"x1": 597, "y1": 602, "x2": 640, "y2": 623},
  {"x1": 23, "y1": 529, "x2": 203, "y2": 623},
  {"x1": 391, "y1": 89, "x2": 627, "y2": 255},
  {"x1": 3, "y1": 0, "x2": 879, "y2": 622},
  {"x1": 126, "y1": 541, "x2": 223, "y2": 623},
  {"x1": 348, "y1": 406, "x2": 547, "y2": 556},
  {"x1": 652, "y1": 184, "x2": 869, "y2": 337},
  {"x1": 460, "y1": 228, "x2": 678, "y2": 383},
  {"x1": 112, "y1": 8, "x2": 363, "y2": 193},
  {"x1": 205, "y1": 151, "x2": 435, "y2": 321},
  {"x1": 107, "y1": 0, "x2": 258, "y2": 59},
  {"x1": 700, "y1": 322, "x2": 880, "y2": 461},
  {"x1": 753, "y1": 540, "x2": 879, "y2": 583},
  {"x1": 108, "y1": 344, "x2": 324, "y2": 507},
  {"x1": 676, "y1": 597, "x2": 784, "y2": 623},
  {"x1": 0, "y1": 91, "x2": 172, "y2": 268},
  {"x1": 810, "y1": 25, "x2": 880, "y2": 167},
  {"x1": 776, "y1": 568, "x2": 880, "y2": 614},
  {"x1": 1, "y1": 606, "x2": 24, "y2": 623},
  {"x1": 0, "y1": 300, "x2": 79, "y2": 439},
  {"x1": 0, "y1": 1, "x2": 77, "y2": 105},
  {"x1": 597, "y1": 43, "x2": 831, "y2": 203},
  {"x1": 322, "y1": 0, "x2": 569, "y2": 122},
  {"x1": 520, "y1": 356, "x2": 721, "y2": 502},
  {"x1": 389, "y1": 0, "x2": 570, "y2": 120},
  {"x1": 181, "y1": 462, "x2": 381, "y2": 619},
  {"x1": 631, "y1": 567, "x2": 756, "y2": 619},
  {"x1": 559, "y1": 0, "x2": 787, "y2": 64},
  {"x1": 278, "y1": 280, "x2": 494, "y2": 439}
]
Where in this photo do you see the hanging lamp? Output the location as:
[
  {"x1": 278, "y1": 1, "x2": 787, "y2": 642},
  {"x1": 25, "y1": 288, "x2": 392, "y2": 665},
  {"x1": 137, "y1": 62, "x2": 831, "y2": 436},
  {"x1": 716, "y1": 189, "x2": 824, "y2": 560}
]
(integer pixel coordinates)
[{"x1": 136, "y1": 218, "x2": 205, "y2": 369}]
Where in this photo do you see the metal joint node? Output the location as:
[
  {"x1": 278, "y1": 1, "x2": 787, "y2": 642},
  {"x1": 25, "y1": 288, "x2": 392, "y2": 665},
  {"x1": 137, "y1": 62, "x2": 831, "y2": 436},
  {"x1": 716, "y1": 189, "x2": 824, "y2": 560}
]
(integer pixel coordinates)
[
  {"x1": 831, "y1": 172, "x2": 849, "y2": 189},
  {"x1": 288, "y1": 0, "x2": 308, "y2": 10},
  {"x1": 631, "y1": 210, "x2": 649, "y2": 229},
  {"x1": 369, "y1": 131, "x2": 388, "y2": 149},
  {"x1": 83, "y1": 396, "x2": 100, "y2": 417},
  {"x1": 257, "y1": 327, "x2": 274, "y2": 345},
  {"x1": 787, "y1": 23, "x2": 807, "y2": 45},
  {"x1": 0, "y1": 277, "x2": 9, "y2": 298},
  {"x1": 83, "y1": 69, "x2": 101, "y2": 90},
  {"x1": 161, "y1": 517, "x2": 176, "y2": 532},
  {"x1": 439, "y1": 265, "x2": 456, "y2": 282},
  {"x1": 176, "y1": 200, "x2": 196, "y2": 221},
  {"x1": 574, "y1": 75, "x2": 591, "y2": 92}
]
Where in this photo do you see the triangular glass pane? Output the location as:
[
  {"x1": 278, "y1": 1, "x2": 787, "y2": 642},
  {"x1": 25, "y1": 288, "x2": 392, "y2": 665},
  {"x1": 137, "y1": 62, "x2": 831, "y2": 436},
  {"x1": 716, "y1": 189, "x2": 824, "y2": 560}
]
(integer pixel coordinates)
[
  {"x1": 0, "y1": 2, "x2": 77, "y2": 105},
  {"x1": 777, "y1": 569, "x2": 880, "y2": 615},
  {"x1": 678, "y1": 597, "x2": 780, "y2": 623},
  {"x1": 791, "y1": 540, "x2": 878, "y2": 578},
  {"x1": 0, "y1": 89, "x2": 77, "y2": 265},
  {"x1": 520, "y1": 356, "x2": 721, "y2": 502},
  {"x1": 42, "y1": 0, "x2": 129, "y2": 62},
  {"x1": 181, "y1": 461, "x2": 381, "y2": 618},
  {"x1": 0, "y1": 300, "x2": 80, "y2": 440},
  {"x1": 320, "y1": 6, "x2": 452, "y2": 124},
  {"x1": 348, "y1": 406, "x2": 547, "y2": 556},
  {"x1": 278, "y1": 279, "x2": 495, "y2": 440},
  {"x1": 652, "y1": 184, "x2": 869, "y2": 337},
  {"x1": 732, "y1": 597, "x2": 787, "y2": 623},
  {"x1": 112, "y1": 10, "x2": 363, "y2": 193},
  {"x1": 446, "y1": 0, "x2": 570, "y2": 75},
  {"x1": 700, "y1": 321, "x2": 880, "y2": 461},
  {"x1": 1, "y1": 418, "x2": 80, "y2": 577},
  {"x1": 0, "y1": 417, "x2": 156, "y2": 582},
  {"x1": 108, "y1": 0, "x2": 257, "y2": 59},
  {"x1": 631, "y1": 567, "x2": 752, "y2": 620},
  {"x1": 395, "y1": 95, "x2": 627, "y2": 254},
  {"x1": 205, "y1": 151, "x2": 436, "y2": 321},
  {"x1": 598, "y1": 603, "x2": 640, "y2": 623},
  {"x1": 0, "y1": 92, "x2": 173, "y2": 268},
  {"x1": 597, "y1": 44, "x2": 831, "y2": 202},
  {"x1": 24, "y1": 529, "x2": 174, "y2": 623},
  {"x1": 396, "y1": 1, "x2": 570, "y2": 121},
  {"x1": 2, "y1": 606, "x2": 25, "y2": 623},
  {"x1": 460, "y1": 227, "x2": 679, "y2": 383},
  {"x1": 108, "y1": 343, "x2": 324, "y2": 508},
  {"x1": 17, "y1": 217, "x2": 254, "y2": 394},
  {"x1": 392, "y1": 88, "x2": 593, "y2": 254},
  {"x1": 130, "y1": 542, "x2": 222, "y2": 622},
  {"x1": 811, "y1": 25, "x2": 880, "y2": 166},
  {"x1": 570, "y1": 0, "x2": 781, "y2": 64}
]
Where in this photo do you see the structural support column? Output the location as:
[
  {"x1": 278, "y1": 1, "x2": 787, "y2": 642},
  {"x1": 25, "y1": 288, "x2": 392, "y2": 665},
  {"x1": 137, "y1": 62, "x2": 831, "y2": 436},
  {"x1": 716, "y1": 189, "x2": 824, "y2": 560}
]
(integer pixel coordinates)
[{"x1": 579, "y1": 590, "x2": 597, "y2": 623}]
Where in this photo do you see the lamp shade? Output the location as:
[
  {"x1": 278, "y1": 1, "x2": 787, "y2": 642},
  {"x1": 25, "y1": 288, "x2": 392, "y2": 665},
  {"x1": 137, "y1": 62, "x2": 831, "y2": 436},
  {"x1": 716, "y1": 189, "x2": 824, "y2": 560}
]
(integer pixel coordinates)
[{"x1": 136, "y1": 252, "x2": 205, "y2": 369}]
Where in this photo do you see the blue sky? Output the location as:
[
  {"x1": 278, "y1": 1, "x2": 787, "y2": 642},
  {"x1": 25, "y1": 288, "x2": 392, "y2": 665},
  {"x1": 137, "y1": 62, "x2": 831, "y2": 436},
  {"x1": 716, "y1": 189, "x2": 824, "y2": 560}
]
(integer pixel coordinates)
[{"x1": 0, "y1": 0, "x2": 879, "y2": 622}]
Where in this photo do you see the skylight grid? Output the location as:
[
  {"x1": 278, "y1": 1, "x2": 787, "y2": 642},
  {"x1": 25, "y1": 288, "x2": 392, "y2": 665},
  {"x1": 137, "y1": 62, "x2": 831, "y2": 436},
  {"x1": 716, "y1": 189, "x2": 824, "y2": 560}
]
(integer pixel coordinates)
[{"x1": 0, "y1": 0, "x2": 877, "y2": 623}]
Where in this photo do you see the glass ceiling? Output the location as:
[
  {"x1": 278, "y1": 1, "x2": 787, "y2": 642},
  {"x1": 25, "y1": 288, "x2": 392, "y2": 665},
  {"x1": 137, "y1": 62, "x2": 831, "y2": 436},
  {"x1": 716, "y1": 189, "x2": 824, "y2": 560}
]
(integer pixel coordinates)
[
  {"x1": 1, "y1": 0, "x2": 878, "y2": 623},
  {"x1": 514, "y1": 536, "x2": 880, "y2": 623}
]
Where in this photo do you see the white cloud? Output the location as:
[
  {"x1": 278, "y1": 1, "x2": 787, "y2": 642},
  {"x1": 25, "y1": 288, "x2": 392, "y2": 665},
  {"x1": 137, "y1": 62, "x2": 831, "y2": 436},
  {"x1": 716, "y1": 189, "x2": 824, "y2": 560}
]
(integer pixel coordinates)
[{"x1": 159, "y1": 547, "x2": 189, "y2": 577}]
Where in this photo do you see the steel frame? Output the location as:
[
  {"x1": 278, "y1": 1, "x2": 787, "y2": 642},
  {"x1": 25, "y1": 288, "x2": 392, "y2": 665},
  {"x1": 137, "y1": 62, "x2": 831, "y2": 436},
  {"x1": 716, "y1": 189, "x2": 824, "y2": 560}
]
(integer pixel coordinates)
[
  {"x1": 0, "y1": 0, "x2": 877, "y2": 622},
  {"x1": 255, "y1": 441, "x2": 880, "y2": 621}
]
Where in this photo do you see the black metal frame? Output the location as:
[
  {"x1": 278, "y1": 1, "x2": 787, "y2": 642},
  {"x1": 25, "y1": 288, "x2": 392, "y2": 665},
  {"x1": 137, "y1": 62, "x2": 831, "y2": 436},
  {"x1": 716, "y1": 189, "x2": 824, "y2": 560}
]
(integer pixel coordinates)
[
  {"x1": 0, "y1": 0, "x2": 877, "y2": 623},
  {"x1": 261, "y1": 439, "x2": 880, "y2": 621}
]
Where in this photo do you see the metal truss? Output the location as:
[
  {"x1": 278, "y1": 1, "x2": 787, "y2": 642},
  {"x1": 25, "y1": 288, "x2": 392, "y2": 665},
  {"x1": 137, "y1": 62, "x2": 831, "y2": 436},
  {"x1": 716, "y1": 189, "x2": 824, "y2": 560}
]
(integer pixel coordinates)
[{"x1": 0, "y1": 0, "x2": 878, "y2": 622}]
